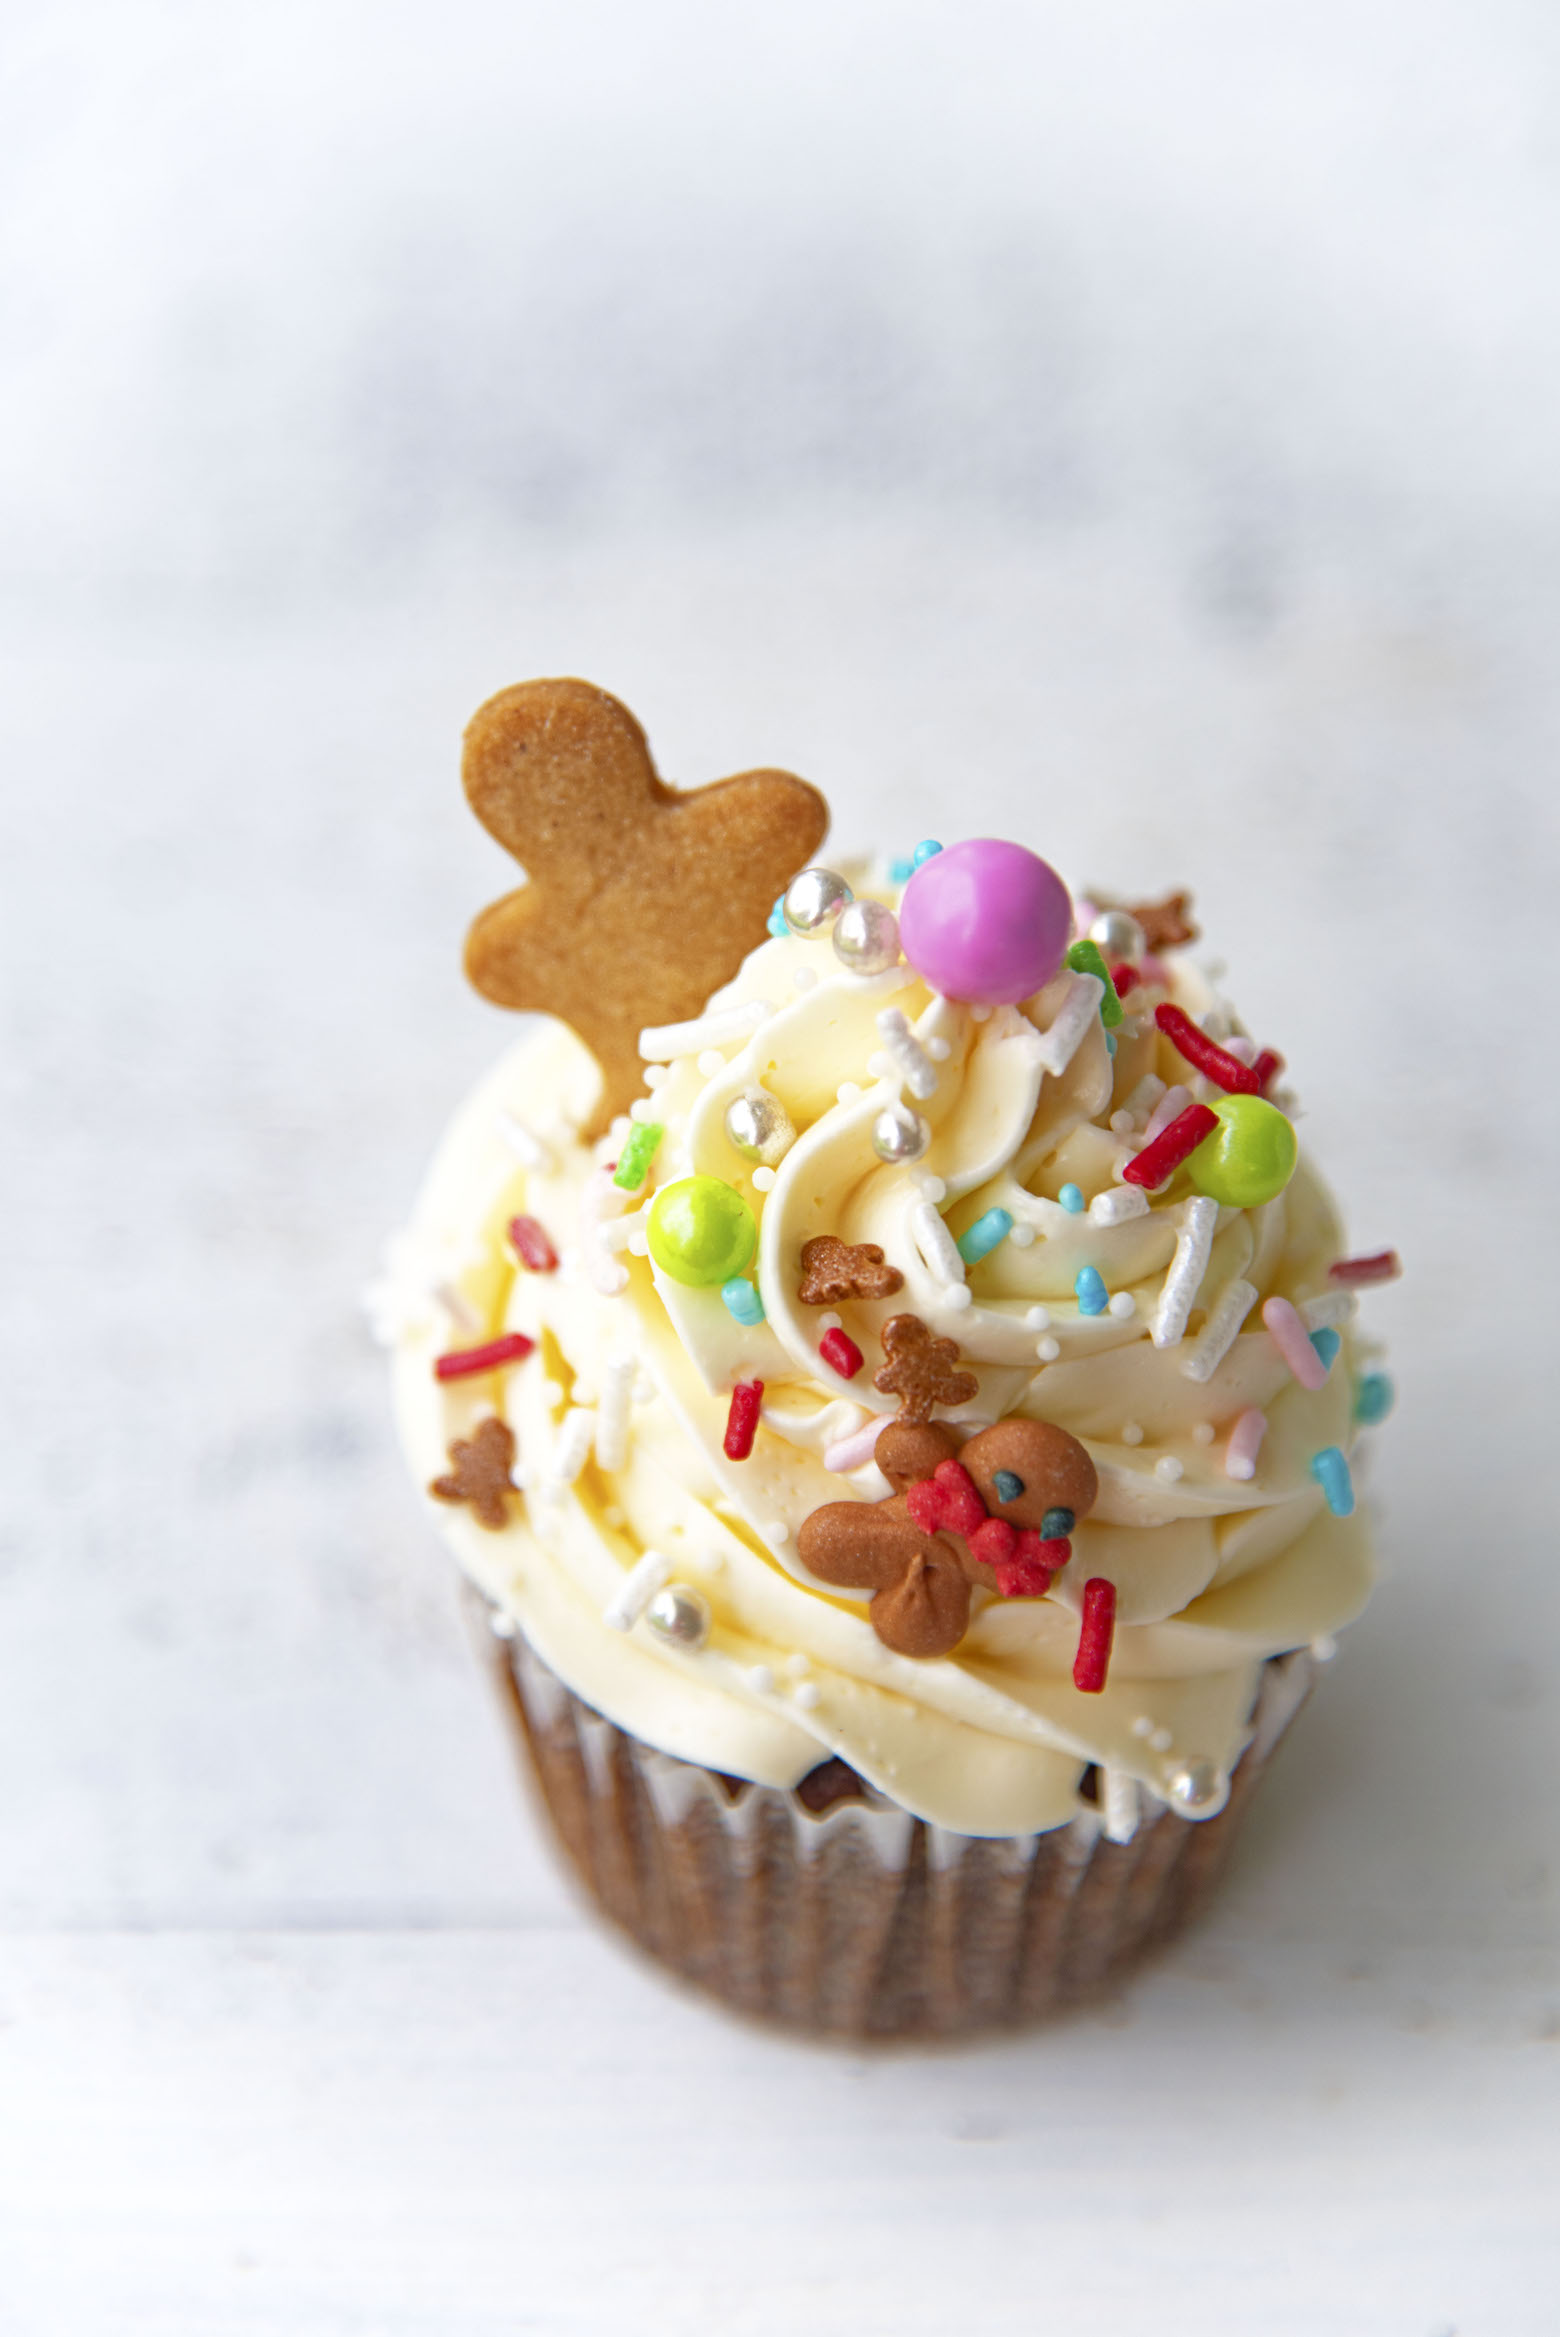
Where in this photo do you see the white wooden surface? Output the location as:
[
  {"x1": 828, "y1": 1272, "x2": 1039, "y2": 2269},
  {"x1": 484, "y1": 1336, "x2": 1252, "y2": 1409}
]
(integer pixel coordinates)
[{"x1": 3, "y1": 4, "x2": 1559, "y2": 2329}]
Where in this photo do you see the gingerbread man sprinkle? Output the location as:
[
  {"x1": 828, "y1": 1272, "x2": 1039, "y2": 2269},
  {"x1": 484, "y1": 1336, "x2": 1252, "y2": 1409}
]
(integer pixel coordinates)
[
  {"x1": 1127, "y1": 889, "x2": 1199, "y2": 953},
  {"x1": 873, "y1": 1313, "x2": 978, "y2": 1425},
  {"x1": 430, "y1": 1417, "x2": 519, "y2": 1531},
  {"x1": 461, "y1": 680, "x2": 828, "y2": 1133},
  {"x1": 796, "y1": 1236, "x2": 904, "y2": 1307}
]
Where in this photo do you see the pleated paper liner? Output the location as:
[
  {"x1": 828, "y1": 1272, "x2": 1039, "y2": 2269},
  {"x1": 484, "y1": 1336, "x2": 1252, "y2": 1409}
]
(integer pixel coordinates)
[{"x1": 470, "y1": 1588, "x2": 1315, "y2": 2040}]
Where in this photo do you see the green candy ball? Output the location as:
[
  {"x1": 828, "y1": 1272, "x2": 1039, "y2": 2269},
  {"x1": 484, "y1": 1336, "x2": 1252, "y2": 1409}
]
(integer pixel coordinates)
[
  {"x1": 1186, "y1": 1094, "x2": 1298, "y2": 1208},
  {"x1": 647, "y1": 1176, "x2": 758, "y2": 1287}
]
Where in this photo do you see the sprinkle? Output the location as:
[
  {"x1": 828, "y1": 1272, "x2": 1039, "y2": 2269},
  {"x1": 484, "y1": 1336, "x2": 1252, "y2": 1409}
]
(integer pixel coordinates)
[
  {"x1": 926, "y1": 1036, "x2": 952, "y2": 1062},
  {"x1": 1009, "y1": 1222, "x2": 1036, "y2": 1247},
  {"x1": 1123, "y1": 1073, "x2": 1167, "y2": 1124},
  {"x1": 723, "y1": 1380, "x2": 764, "y2": 1461},
  {"x1": 1152, "y1": 1197, "x2": 1218, "y2": 1348},
  {"x1": 1251, "y1": 1048, "x2": 1284, "y2": 1094},
  {"x1": 1224, "y1": 1406, "x2": 1267, "y2": 1480},
  {"x1": 612, "y1": 1123, "x2": 663, "y2": 1191},
  {"x1": 1299, "y1": 1289, "x2": 1355, "y2": 1332},
  {"x1": 1310, "y1": 1325, "x2": 1341, "y2": 1375},
  {"x1": 1065, "y1": 938, "x2": 1124, "y2": 1027},
  {"x1": 747, "y1": 1665, "x2": 774, "y2": 1695},
  {"x1": 824, "y1": 1416, "x2": 887, "y2": 1472},
  {"x1": 1310, "y1": 1446, "x2": 1355, "y2": 1516},
  {"x1": 765, "y1": 1521, "x2": 789, "y2": 1547},
  {"x1": 1074, "y1": 1579, "x2": 1117, "y2": 1694},
  {"x1": 913, "y1": 839, "x2": 943, "y2": 867},
  {"x1": 876, "y1": 1007, "x2": 939, "y2": 1098},
  {"x1": 818, "y1": 1327, "x2": 864, "y2": 1380},
  {"x1": 1154, "y1": 1455, "x2": 1184, "y2": 1483},
  {"x1": 1110, "y1": 1110, "x2": 1136, "y2": 1135},
  {"x1": 1263, "y1": 1295, "x2": 1329, "y2": 1389},
  {"x1": 1110, "y1": 963, "x2": 1141, "y2": 1000},
  {"x1": 1155, "y1": 1003, "x2": 1263, "y2": 1094},
  {"x1": 1025, "y1": 1305, "x2": 1052, "y2": 1330},
  {"x1": 549, "y1": 1407, "x2": 596, "y2": 1486},
  {"x1": 1036, "y1": 1336, "x2": 1061, "y2": 1362},
  {"x1": 697, "y1": 1049, "x2": 726, "y2": 1076},
  {"x1": 1075, "y1": 1265, "x2": 1108, "y2": 1316},
  {"x1": 604, "y1": 1551, "x2": 672, "y2": 1631},
  {"x1": 434, "y1": 1333, "x2": 535, "y2": 1382},
  {"x1": 643, "y1": 1064, "x2": 670, "y2": 1090},
  {"x1": 1121, "y1": 1421, "x2": 1145, "y2": 1446},
  {"x1": 497, "y1": 1113, "x2": 553, "y2": 1171},
  {"x1": 1142, "y1": 1083, "x2": 1191, "y2": 1144},
  {"x1": 1191, "y1": 1420, "x2": 1215, "y2": 1445},
  {"x1": 1108, "y1": 1292, "x2": 1137, "y2": 1320},
  {"x1": 888, "y1": 856, "x2": 914, "y2": 885},
  {"x1": 638, "y1": 1001, "x2": 770, "y2": 1061},
  {"x1": 1329, "y1": 1249, "x2": 1402, "y2": 1287},
  {"x1": 1105, "y1": 1033, "x2": 1117, "y2": 1056},
  {"x1": 722, "y1": 1278, "x2": 766, "y2": 1326},
  {"x1": 767, "y1": 896, "x2": 788, "y2": 939},
  {"x1": 956, "y1": 1207, "x2": 1014, "y2": 1264},
  {"x1": 1122, "y1": 1103, "x2": 1220, "y2": 1191},
  {"x1": 1058, "y1": 1183, "x2": 1085, "y2": 1214},
  {"x1": 1179, "y1": 1276, "x2": 1258, "y2": 1382},
  {"x1": 1102, "y1": 1768, "x2": 1140, "y2": 1843},
  {"x1": 507, "y1": 1215, "x2": 559, "y2": 1273},
  {"x1": 1131, "y1": 1715, "x2": 1154, "y2": 1740},
  {"x1": 1090, "y1": 1185, "x2": 1149, "y2": 1226},
  {"x1": 1355, "y1": 1371, "x2": 1395, "y2": 1425},
  {"x1": 1033, "y1": 972, "x2": 1105, "y2": 1076},
  {"x1": 836, "y1": 1081, "x2": 862, "y2": 1105},
  {"x1": 793, "y1": 965, "x2": 818, "y2": 992},
  {"x1": 793, "y1": 1680, "x2": 821, "y2": 1710},
  {"x1": 912, "y1": 1171, "x2": 947, "y2": 1202},
  {"x1": 594, "y1": 1354, "x2": 637, "y2": 1471},
  {"x1": 1311, "y1": 1635, "x2": 1338, "y2": 1663},
  {"x1": 910, "y1": 1200, "x2": 967, "y2": 1288}
]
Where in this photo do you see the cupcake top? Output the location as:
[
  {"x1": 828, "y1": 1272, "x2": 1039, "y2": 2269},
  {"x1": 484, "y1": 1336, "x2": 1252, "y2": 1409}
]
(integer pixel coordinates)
[{"x1": 381, "y1": 681, "x2": 1396, "y2": 1839}]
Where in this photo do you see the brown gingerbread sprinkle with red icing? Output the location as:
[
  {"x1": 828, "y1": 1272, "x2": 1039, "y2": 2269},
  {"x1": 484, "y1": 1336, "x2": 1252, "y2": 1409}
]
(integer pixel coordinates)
[
  {"x1": 872, "y1": 1313, "x2": 978, "y2": 1425},
  {"x1": 796, "y1": 1236, "x2": 904, "y2": 1307},
  {"x1": 430, "y1": 1416, "x2": 518, "y2": 1531}
]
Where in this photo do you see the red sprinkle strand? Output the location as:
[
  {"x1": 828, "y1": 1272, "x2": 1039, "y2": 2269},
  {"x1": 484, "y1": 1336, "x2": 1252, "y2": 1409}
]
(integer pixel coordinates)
[
  {"x1": 1250, "y1": 1047, "x2": 1284, "y2": 1095},
  {"x1": 1121, "y1": 1102, "x2": 1219, "y2": 1189},
  {"x1": 818, "y1": 1327, "x2": 865, "y2": 1380},
  {"x1": 723, "y1": 1379, "x2": 764, "y2": 1461},
  {"x1": 1073, "y1": 1577, "x2": 1117, "y2": 1693},
  {"x1": 434, "y1": 1332, "x2": 535, "y2": 1382},
  {"x1": 507, "y1": 1215, "x2": 559, "y2": 1273},
  {"x1": 1109, "y1": 962, "x2": 1140, "y2": 999},
  {"x1": 1328, "y1": 1249, "x2": 1402, "y2": 1287},
  {"x1": 1155, "y1": 1003, "x2": 1263, "y2": 1095}
]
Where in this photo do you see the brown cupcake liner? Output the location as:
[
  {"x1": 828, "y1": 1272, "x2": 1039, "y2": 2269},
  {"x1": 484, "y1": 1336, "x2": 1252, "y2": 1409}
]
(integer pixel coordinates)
[{"x1": 471, "y1": 1589, "x2": 1315, "y2": 2039}]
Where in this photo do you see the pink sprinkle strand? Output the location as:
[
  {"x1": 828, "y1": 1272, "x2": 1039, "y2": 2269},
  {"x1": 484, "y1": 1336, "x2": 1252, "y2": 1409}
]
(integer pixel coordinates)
[
  {"x1": 723, "y1": 1379, "x2": 764, "y2": 1461},
  {"x1": 1224, "y1": 1406, "x2": 1269, "y2": 1481},
  {"x1": 1262, "y1": 1296, "x2": 1329, "y2": 1390},
  {"x1": 1121, "y1": 1102, "x2": 1220, "y2": 1189},
  {"x1": 1074, "y1": 1578, "x2": 1117, "y2": 1694},
  {"x1": 1155, "y1": 1004, "x2": 1264, "y2": 1095},
  {"x1": 434, "y1": 1332, "x2": 535, "y2": 1382},
  {"x1": 823, "y1": 1417, "x2": 888, "y2": 1473},
  {"x1": 818, "y1": 1328, "x2": 865, "y2": 1381},
  {"x1": 507, "y1": 1215, "x2": 559, "y2": 1273},
  {"x1": 1328, "y1": 1250, "x2": 1401, "y2": 1287},
  {"x1": 1251, "y1": 1047, "x2": 1284, "y2": 1095}
]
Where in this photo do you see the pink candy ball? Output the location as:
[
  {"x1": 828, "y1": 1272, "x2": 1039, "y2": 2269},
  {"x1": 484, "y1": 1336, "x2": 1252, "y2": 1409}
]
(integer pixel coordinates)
[{"x1": 898, "y1": 839, "x2": 1073, "y2": 1005}]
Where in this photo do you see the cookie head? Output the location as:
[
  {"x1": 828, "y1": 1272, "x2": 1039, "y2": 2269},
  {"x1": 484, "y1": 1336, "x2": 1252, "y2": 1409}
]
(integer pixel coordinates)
[{"x1": 958, "y1": 1417, "x2": 1098, "y2": 1533}]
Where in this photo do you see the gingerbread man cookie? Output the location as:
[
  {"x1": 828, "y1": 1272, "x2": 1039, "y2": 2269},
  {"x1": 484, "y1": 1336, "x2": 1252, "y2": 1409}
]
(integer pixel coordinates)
[{"x1": 462, "y1": 680, "x2": 828, "y2": 1132}]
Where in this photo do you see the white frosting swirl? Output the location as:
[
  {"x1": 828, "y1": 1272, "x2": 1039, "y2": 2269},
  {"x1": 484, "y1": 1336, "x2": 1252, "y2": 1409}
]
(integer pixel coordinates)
[{"x1": 390, "y1": 913, "x2": 1376, "y2": 1836}]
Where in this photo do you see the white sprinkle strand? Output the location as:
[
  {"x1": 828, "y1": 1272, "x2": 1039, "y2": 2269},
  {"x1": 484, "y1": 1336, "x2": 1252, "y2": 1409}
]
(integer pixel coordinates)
[
  {"x1": 1031, "y1": 972, "x2": 1104, "y2": 1077},
  {"x1": 876, "y1": 1008, "x2": 939, "y2": 1098},
  {"x1": 550, "y1": 1407, "x2": 597, "y2": 1487},
  {"x1": 1142, "y1": 1083, "x2": 1192, "y2": 1144},
  {"x1": 1090, "y1": 1184, "x2": 1150, "y2": 1227},
  {"x1": 1300, "y1": 1288, "x2": 1357, "y2": 1331},
  {"x1": 497, "y1": 1113, "x2": 553, "y2": 1171},
  {"x1": 1179, "y1": 1276, "x2": 1259, "y2": 1382},
  {"x1": 1102, "y1": 1768, "x2": 1141, "y2": 1845},
  {"x1": 604, "y1": 1551, "x2": 672, "y2": 1631},
  {"x1": 638, "y1": 1001, "x2": 770, "y2": 1061},
  {"x1": 1224, "y1": 1406, "x2": 1268, "y2": 1481},
  {"x1": 911, "y1": 1199, "x2": 967, "y2": 1287},
  {"x1": 1153, "y1": 1196, "x2": 1218, "y2": 1349},
  {"x1": 1122, "y1": 1073, "x2": 1166, "y2": 1124},
  {"x1": 594, "y1": 1354, "x2": 637, "y2": 1472}
]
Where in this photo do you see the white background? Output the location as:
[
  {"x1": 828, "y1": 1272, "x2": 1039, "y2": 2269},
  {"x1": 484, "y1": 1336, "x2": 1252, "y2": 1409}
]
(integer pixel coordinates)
[{"x1": 2, "y1": 4, "x2": 1558, "y2": 2330}]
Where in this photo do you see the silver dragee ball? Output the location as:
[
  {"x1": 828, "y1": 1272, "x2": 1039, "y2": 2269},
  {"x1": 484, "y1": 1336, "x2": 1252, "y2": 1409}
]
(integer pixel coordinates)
[
  {"x1": 645, "y1": 1583, "x2": 711, "y2": 1651},
  {"x1": 724, "y1": 1086, "x2": 795, "y2": 1167},
  {"x1": 783, "y1": 866, "x2": 853, "y2": 937},
  {"x1": 832, "y1": 897, "x2": 901, "y2": 975},
  {"x1": 1089, "y1": 908, "x2": 1146, "y2": 965},
  {"x1": 1167, "y1": 1758, "x2": 1227, "y2": 1816},
  {"x1": 871, "y1": 1101, "x2": 931, "y2": 1164}
]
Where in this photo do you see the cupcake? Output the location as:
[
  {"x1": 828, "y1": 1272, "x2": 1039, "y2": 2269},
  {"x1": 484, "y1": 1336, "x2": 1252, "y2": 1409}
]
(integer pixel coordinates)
[{"x1": 380, "y1": 676, "x2": 1396, "y2": 2038}]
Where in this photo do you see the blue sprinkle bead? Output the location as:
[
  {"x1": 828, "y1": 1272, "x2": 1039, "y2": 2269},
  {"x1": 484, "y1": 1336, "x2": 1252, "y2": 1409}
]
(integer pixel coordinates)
[
  {"x1": 956, "y1": 1206, "x2": 1014, "y2": 1265},
  {"x1": 887, "y1": 857, "x2": 915, "y2": 884},
  {"x1": 1309, "y1": 1326, "x2": 1341, "y2": 1375},
  {"x1": 767, "y1": 894, "x2": 788, "y2": 938},
  {"x1": 1075, "y1": 1265, "x2": 1108, "y2": 1317},
  {"x1": 1310, "y1": 1446, "x2": 1355, "y2": 1516},
  {"x1": 1105, "y1": 1032, "x2": 1117, "y2": 1056},
  {"x1": 1354, "y1": 1371, "x2": 1395, "y2": 1426},
  {"x1": 1058, "y1": 1182, "x2": 1085, "y2": 1215},
  {"x1": 721, "y1": 1278, "x2": 766, "y2": 1327},
  {"x1": 912, "y1": 839, "x2": 943, "y2": 867}
]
